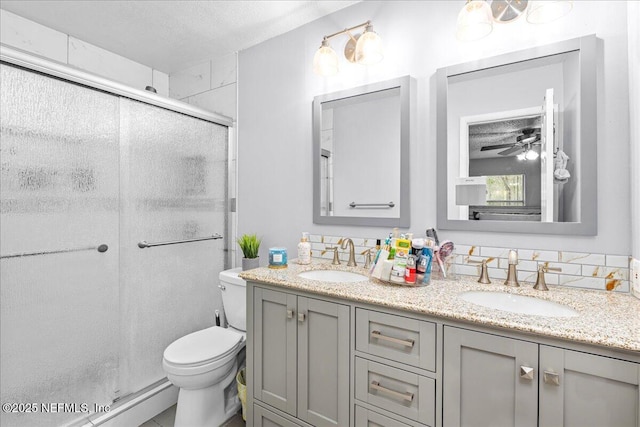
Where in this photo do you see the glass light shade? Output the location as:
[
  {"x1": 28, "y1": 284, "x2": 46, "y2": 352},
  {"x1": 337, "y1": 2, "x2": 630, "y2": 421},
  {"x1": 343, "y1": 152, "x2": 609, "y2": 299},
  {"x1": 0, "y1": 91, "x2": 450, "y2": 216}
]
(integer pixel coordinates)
[
  {"x1": 525, "y1": 148, "x2": 539, "y2": 160},
  {"x1": 313, "y1": 43, "x2": 339, "y2": 76},
  {"x1": 355, "y1": 27, "x2": 384, "y2": 65},
  {"x1": 456, "y1": 0, "x2": 493, "y2": 42},
  {"x1": 526, "y1": 1, "x2": 573, "y2": 24},
  {"x1": 517, "y1": 152, "x2": 526, "y2": 161}
]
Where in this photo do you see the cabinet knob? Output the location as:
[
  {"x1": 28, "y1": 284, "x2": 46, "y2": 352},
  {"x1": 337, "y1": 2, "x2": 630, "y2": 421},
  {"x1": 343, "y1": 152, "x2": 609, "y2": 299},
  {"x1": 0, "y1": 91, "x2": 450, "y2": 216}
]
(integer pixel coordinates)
[
  {"x1": 287, "y1": 309, "x2": 294, "y2": 319},
  {"x1": 543, "y1": 370, "x2": 560, "y2": 386},
  {"x1": 520, "y1": 366, "x2": 535, "y2": 380},
  {"x1": 298, "y1": 312, "x2": 306, "y2": 323}
]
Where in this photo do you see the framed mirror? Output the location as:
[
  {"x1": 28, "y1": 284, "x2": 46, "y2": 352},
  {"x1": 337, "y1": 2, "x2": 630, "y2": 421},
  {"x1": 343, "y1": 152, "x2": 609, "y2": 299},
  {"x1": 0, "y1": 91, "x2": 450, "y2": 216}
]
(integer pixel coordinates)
[
  {"x1": 436, "y1": 35, "x2": 597, "y2": 235},
  {"x1": 313, "y1": 76, "x2": 414, "y2": 227}
]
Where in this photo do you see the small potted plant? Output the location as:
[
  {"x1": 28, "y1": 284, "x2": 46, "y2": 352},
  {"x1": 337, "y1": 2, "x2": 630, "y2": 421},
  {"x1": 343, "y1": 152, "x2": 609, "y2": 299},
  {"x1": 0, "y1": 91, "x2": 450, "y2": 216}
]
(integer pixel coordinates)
[{"x1": 237, "y1": 233, "x2": 261, "y2": 270}]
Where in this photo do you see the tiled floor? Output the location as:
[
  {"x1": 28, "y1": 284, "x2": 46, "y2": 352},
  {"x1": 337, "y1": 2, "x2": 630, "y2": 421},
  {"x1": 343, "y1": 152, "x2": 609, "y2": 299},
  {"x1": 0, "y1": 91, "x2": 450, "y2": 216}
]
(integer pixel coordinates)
[{"x1": 140, "y1": 404, "x2": 245, "y2": 427}]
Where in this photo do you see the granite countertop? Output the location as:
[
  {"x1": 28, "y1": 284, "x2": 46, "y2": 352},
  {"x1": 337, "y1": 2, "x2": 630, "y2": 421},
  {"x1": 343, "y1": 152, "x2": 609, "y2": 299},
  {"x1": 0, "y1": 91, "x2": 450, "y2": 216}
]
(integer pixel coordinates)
[{"x1": 239, "y1": 259, "x2": 640, "y2": 353}]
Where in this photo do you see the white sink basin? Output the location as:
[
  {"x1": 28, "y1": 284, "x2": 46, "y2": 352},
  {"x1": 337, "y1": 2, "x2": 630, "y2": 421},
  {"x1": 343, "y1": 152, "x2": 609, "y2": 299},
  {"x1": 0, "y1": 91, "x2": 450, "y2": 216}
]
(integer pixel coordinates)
[
  {"x1": 459, "y1": 291, "x2": 578, "y2": 317},
  {"x1": 298, "y1": 269, "x2": 368, "y2": 283}
]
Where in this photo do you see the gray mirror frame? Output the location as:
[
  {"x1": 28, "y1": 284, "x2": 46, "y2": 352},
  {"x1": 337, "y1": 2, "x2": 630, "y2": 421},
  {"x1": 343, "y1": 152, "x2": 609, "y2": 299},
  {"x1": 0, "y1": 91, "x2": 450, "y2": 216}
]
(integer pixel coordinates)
[
  {"x1": 436, "y1": 35, "x2": 597, "y2": 235},
  {"x1": 313, "y1": 75, "x2": 414, "y2": 227}
]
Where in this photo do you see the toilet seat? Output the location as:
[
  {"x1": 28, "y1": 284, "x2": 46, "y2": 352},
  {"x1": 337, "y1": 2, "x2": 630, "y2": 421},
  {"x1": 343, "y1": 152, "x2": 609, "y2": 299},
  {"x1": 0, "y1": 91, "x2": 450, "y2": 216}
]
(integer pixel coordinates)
[{"x1": 163, "y1": 326, "x2": 243, "y2": 368}]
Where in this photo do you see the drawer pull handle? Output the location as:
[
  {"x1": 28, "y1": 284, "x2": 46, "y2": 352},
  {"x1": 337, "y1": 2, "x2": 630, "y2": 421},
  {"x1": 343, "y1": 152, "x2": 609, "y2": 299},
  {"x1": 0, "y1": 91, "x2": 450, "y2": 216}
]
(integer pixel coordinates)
[
  {"x1": 287, "y1": 309, "x2": 294, "y2": 319},
  {"x1": 543, "y1": 371, "x2": 560, "y2": 386},
  {"x1": 370, "y1": 381, "x2": 414, "y2": 402},
  {"x1": 371, "y1": 330, "x2": 415, "y2": 348}
]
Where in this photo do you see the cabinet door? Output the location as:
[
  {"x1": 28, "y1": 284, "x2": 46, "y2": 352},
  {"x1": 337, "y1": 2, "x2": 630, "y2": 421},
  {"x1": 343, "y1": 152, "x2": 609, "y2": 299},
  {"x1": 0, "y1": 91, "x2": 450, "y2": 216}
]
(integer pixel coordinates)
[
  {"x1": 539, "y1": 346, "x2": 640, "y2": 427},
  {"x1": 254, "y1": 288, "x2": 298, "y2": 416},
  {"x1": 297, "y1": 297, "x2": 350, "y2": 427},
  {"x1": 254, "y1": 404, "x2": 307, "y2": 427},
  {"x1": 443, "y1": 327, "x2": 538, "y2": 427}
]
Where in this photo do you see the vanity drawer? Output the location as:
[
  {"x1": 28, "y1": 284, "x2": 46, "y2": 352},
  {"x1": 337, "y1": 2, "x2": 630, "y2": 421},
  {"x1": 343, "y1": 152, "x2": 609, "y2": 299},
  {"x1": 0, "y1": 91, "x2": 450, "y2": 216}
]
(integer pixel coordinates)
[
  {"x1": 356, "y1": 308, "x2": 436, "y2": 371},
  {"x1": 355, "y1": 357, "x2": 435, "y2": 426},
  {"x1": 253, "y1": 404, "x2": 310, "y2": 427},
  {"x1": 355, "y1": 405, "x2": 415, "y2": 427}
]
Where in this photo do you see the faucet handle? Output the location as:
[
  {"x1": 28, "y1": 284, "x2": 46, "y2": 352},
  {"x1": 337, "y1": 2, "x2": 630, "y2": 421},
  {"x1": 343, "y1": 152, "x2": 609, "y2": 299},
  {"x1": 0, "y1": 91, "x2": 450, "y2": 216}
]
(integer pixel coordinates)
[
  {"x1": 467, "y1": 258, "x2": 492, "y2": 284},
  {"x1": 362, "y1": 249, "x2": 374, "y2": 269},
  {"x1": 533, "y1": 264, "x2": 562, "y2": 291},
  {"x1": 325, "y1": 246, "x2": 340, "y2": 265}
]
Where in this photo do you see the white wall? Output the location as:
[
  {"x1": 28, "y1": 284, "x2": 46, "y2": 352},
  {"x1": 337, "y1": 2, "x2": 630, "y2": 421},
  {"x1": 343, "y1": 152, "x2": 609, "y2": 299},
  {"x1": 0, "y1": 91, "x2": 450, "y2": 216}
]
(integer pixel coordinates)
[
  {"x1": 237, "y1": 1, "x2": 632, "y2": 260},
  {"x1": 629, "y1": 1, "x2": 640, "y2": 260},
  {"x1": 0, "y1": 9, "x2": 169, "y2": 95}
]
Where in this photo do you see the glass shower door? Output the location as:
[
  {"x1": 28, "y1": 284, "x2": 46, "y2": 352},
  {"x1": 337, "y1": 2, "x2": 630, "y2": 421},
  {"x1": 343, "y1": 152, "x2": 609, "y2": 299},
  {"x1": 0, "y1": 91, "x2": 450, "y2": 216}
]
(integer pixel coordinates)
[
  {"x1": 118, "y1": 99, "x2": 229, "y2": 395},
  {"x1": 0, "y1": 64, "x2": 121, "y2": 426}
]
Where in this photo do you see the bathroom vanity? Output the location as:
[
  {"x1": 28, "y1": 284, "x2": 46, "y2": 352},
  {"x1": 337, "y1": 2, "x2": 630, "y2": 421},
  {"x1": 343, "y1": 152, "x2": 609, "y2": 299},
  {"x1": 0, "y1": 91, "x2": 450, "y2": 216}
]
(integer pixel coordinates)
[{"x1": 240, "y1": 262, "x2": 639, "y2": 427}]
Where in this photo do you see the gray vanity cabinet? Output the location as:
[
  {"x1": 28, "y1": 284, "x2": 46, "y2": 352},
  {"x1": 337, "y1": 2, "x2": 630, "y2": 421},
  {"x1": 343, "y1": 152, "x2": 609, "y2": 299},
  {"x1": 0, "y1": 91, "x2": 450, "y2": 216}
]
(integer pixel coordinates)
[
  {"x1": 538, "y1": 345, "x2": 640, "y2": 427},
  {"x1": 253, "y1": 287, "x2": 350, "y2": 427},
  {"x1": 444, "y1": 326, "x2": 640, "y2": 427},
  {"x1": 443, "y1": 326, "x2": 539, "y2": 427}
]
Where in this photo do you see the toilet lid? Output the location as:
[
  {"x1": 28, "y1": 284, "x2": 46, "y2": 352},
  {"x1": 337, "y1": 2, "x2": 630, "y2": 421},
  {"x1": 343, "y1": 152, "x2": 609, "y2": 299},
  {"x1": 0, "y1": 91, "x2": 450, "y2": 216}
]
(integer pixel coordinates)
[{"x1": 163, "y1": 326, "x2": 243, "y2": 366}]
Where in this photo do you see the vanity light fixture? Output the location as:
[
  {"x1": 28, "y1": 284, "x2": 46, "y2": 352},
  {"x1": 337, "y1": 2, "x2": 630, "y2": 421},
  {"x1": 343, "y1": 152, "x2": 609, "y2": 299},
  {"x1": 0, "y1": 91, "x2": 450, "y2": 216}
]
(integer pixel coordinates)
[
  {"x1": 313, "y1": 20, "x2": 383, "y2": 76},
  {"x1": 456, "y1": 0, "x2": 573, "y2": 42}
]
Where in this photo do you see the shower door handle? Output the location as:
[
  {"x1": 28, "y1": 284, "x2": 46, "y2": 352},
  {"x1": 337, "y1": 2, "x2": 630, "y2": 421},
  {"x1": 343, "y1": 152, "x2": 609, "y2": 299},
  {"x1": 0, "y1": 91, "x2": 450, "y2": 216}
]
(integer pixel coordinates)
[
  {"x1": 0, "y1": 244, "x2": 109, "y2": 259},
  {"x1": 138, "y1": 234, "x2": 223, "y2": 248}
]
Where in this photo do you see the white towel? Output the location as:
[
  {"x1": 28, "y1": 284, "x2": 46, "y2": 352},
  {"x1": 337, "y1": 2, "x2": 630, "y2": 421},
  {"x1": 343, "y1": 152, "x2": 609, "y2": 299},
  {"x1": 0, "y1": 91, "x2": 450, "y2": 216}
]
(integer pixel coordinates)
[{"x1": 554, "y1": 150, "x2": 571, "y2": 183}]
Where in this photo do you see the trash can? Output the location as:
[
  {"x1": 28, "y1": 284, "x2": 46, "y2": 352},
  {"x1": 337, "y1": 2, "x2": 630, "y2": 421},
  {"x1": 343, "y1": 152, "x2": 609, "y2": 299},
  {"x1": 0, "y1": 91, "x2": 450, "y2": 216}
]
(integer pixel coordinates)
[{"x1": 236, "y1": 368, "x2": 247, "y2": 421}]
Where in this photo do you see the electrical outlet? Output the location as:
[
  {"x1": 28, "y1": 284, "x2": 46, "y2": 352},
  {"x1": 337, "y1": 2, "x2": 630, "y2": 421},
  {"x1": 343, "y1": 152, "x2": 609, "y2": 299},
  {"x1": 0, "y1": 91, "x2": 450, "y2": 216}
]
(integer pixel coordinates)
[{"x1": 632, "y1": 258, "x2": 640, "y2": 299}]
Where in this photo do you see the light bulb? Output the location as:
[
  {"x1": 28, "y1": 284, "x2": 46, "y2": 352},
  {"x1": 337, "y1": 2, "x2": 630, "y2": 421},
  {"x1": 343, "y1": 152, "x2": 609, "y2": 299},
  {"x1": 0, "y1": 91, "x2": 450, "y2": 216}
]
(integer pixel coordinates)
[
  {"x1": 527, "y1": 1, "x2": 573, "y2": 24},
  {"x1": 517, "y1": 152, "x2": 526, "y2": 161},
  {"x1": 525, "y1": 149, "x2": 539, "y2": 160},
  {"x1": 355, "y1": 24, "x2": 383, "y2": 65},
  {"x1": 313, "y1": 40, "x2": 339, "y2": 76},
  {"x1": 456, "y1": 0, "x2": 493, "y2": 42}
]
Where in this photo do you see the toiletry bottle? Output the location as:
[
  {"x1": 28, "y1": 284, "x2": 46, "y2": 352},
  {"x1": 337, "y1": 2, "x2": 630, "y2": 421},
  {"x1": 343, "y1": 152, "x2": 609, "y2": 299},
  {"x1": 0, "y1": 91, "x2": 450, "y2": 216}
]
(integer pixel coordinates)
[
  {"x1": 404, "y1": 255, "x2": 417, "y2": 284},
  {"x1": 297, "y1": 232, "x2": 311, "y2": 265},
  {"x1": 420, "y1": 247, "x2": 433, "y2": 284}
]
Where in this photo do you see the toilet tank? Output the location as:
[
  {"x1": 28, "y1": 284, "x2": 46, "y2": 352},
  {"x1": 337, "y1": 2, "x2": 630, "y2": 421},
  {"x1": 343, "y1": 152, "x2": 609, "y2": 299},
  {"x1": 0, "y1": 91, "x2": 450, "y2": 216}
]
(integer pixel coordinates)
[{"x1": 219, "y1": 267, "x2": 246, "y2": 331}]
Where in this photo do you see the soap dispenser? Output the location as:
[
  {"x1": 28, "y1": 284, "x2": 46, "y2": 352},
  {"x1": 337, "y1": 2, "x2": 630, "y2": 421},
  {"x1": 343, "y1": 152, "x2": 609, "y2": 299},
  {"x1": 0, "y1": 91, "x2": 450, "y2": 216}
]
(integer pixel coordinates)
[{"x1": 297, "y1": 232, "x2": 311, "y2": 265}]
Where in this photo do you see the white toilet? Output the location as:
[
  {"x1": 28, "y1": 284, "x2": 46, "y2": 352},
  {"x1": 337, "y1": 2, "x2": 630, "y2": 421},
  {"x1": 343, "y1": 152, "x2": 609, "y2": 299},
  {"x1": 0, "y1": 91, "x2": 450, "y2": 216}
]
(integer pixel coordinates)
[{"x1": 162, "y1": 267, "x2": 246, "y2": 427}]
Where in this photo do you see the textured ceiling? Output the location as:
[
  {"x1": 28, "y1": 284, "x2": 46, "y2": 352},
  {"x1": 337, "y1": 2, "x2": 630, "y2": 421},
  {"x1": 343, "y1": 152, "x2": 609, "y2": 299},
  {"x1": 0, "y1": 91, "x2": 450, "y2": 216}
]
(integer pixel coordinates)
[
  {"x1": 0, "y1": 0, "x2": 359, "y2": 73},
  {"x1": 469, "y1": 115, "x2": 541, "y2": 160}
]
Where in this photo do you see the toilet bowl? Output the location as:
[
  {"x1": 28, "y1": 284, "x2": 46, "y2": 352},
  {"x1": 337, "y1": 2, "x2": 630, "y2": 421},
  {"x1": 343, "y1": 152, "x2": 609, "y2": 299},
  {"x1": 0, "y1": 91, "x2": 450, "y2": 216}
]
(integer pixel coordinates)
[{"x1": 162, "y1": 267, "x2": 246, "y2": 427}]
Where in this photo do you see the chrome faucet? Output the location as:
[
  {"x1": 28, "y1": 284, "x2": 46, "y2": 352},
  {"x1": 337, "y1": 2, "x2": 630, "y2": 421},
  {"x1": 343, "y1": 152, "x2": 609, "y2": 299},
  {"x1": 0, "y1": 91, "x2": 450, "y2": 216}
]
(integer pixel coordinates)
[
  {"x1": 341, "y1": 238, "x2": 357, "y2": 267},
  {"x1": 504, "y1": 249, "x2": 519, "y2": 287}
]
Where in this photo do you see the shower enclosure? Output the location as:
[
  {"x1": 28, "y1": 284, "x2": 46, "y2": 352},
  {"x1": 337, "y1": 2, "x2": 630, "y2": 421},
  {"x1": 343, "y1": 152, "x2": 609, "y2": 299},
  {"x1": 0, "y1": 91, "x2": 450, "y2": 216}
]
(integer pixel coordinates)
[{"x1": 0, "y1": 48, "x2": 231, "y2": 426}]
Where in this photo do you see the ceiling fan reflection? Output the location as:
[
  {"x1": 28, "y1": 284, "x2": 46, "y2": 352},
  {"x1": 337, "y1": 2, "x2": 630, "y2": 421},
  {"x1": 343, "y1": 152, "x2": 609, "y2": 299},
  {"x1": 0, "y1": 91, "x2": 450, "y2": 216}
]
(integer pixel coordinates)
[{"x1": 480, "y1": 127, "x2": 541, "y2": 156}]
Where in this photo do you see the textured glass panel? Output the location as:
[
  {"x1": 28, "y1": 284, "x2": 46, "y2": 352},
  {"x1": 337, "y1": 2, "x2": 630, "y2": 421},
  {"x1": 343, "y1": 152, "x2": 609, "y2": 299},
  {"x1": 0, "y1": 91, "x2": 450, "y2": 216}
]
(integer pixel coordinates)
[
  {"x1": 0, "y1": 64, "x2": 120, "y2": 426},
  {"x1": 119, "y1": 98, "x2": 228, "y2": 394}
]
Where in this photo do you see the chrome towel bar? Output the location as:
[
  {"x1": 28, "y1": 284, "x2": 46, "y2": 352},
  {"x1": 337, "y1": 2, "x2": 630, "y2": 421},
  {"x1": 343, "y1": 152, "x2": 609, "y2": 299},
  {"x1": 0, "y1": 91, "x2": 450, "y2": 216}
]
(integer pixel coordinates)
[
  {"x1": 138, "y1": 234, "x2": 223, "y2": 249},
  {"x1": 349, "y1": 202, "x2": 395, "y2": 208},
  {"x1": 0, "y1": 244, "x2": 108, "y2": 259}
]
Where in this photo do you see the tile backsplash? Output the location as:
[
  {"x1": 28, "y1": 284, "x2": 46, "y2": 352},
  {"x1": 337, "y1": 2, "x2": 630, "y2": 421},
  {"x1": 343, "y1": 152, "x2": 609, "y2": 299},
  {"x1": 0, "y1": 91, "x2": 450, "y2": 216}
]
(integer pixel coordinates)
[{"x1": 308, "y1": 234, "x2": 631, "y2": 293}]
